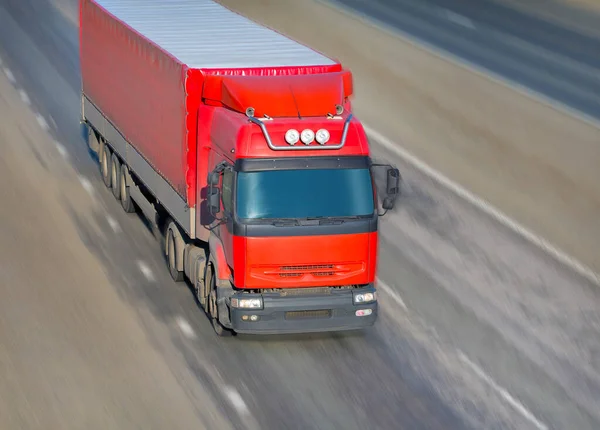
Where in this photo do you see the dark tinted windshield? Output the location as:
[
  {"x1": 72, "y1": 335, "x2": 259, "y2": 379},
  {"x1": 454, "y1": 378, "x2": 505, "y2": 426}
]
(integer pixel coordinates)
[{"x1": 236, "y1": 168, "x2": 374, "y2": 220}]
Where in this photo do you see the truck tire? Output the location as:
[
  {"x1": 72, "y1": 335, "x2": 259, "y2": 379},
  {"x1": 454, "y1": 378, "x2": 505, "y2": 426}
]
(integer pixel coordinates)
[
  {"x1": 99, "y1": 141, "x2": 112, "y2": 189},
  {"x1": 165, "y1": 223, "x2": 184, "y2": 282},
  {"x1": 185, "y1": 245, "x2": 207, "y2": 308},
  {"x1": 119, "y1": 164, "x2": 136, "y2": 213},
  {"x1": 111, "y1": 153, "x2": 121, "y2": 200},
  {"x1": 206, "y1": 260, "x2": 234, "y2": 337},
  {"x1": 87, "y1": 125, "x2": 100, "y2": 153}
]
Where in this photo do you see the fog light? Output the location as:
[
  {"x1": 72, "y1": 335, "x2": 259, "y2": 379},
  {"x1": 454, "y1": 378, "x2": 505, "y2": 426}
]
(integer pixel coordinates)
[
  {"x1": 231, "y1": 297, "x2": 263, "y2": 309},
  {"x1": 353, "y1": 292, "x2": 376, "y2": 304},
  {"x1": 355, "y1": 309, "x2": 373, "y2": 317},
  {"x1": 250, "y1": 315, "x2": 259, "y2": 322},
  {"x1": 242, "y1": 315, "x2": 249, "y2": 321}
]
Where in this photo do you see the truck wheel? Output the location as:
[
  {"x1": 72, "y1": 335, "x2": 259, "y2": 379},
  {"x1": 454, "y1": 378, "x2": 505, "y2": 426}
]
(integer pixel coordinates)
[
  {"x1": 111, "y1": 153, "x2": 121, "y2": 200},
  {"x1": 119, "y1": 164, "x2": 136, "y2": 213},
  {"x1": 206, "y1": 263, "x2": 234, "y2": 337},
  {"x1": 165, "y1": 224, "x2": 184, "y2": 282},
  {"x1": 99, "y1": 141, "x2": 112, "y2": 189}
]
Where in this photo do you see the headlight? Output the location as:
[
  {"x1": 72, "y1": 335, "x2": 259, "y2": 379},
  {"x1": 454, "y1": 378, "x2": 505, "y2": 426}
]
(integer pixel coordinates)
[
  {"x1": 300, "y1": 129, "x2": 315, "y2": 145},
  {"x1": 285, "y1": 129, "x2": 300, "y2": 145},
  {"x1": 231, "y1": 297, "x2": 263, "y2": 309},
  {"x1": 315, "y1": 129, "x2": 330, "y2": 145},
  {"x1": 353, "y1": 292, "x2": 376, "y2": 304}
]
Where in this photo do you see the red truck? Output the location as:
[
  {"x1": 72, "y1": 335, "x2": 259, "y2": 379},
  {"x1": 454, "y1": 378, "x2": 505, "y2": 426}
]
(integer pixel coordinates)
[{"x1": 79, "y1": 0, "x2": 400, "y2": 336}]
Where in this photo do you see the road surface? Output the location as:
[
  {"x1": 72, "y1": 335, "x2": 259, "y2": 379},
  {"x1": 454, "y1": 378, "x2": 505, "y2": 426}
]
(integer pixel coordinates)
[
  {"x1": 1, "y1": 0, "x2": 599, "y2": 429},
  {"x1": 330, "y1": 0, "x2": 600, "y2": 120}
]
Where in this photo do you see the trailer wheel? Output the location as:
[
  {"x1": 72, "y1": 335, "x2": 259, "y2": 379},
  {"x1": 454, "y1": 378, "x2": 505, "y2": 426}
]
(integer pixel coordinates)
[
  {"x1": 206, "y1": 261, "x2": 234, "y2": 337},
  {"x1": 111, "y1": 153, "x2": 121, "y2": 200},
  {"x1": 99, "y1": 141, "x2": 112, "y2": 189},
  {"x1": 165, "y1": 224, "x2": 184, "y2": 282},
  {"x1": 119, "y1": 164, "x2": 136, "y2": 213}
]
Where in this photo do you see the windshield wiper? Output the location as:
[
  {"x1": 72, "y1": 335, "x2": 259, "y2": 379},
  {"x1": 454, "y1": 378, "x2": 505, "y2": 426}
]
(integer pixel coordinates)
[
  {"x1": 243, "y1": 217, "x2": 299, "y2": 226},
  {"x1": 303, "y1": 215, "x2": 365, "y2": 225},
  {"x1": 247, "y1": 215, "x2": 369, "y2": 226},
  {"x1": 268, "y1": 218, "x2": 300, "y2": 226}
]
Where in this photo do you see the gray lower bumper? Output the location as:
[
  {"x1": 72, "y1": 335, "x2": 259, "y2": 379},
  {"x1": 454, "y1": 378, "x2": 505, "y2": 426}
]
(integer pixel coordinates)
[{"x1": 228, "y1": 285, "x2": 378, "y2": 335}]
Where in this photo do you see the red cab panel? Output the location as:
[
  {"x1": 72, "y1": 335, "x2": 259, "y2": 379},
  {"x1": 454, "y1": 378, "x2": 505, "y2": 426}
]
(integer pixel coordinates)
[
  {"x1": 203, "y1": 71, "x2": 353, "y2": 118},
  {"x1": 232, "y1": 233, "x2": 378, "y2": 289}
]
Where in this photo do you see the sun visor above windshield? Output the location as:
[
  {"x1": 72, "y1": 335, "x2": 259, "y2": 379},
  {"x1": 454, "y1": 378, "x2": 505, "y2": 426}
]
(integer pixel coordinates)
[{"x1": 202, "y1": 71, "x2": 354, "y2": 118}]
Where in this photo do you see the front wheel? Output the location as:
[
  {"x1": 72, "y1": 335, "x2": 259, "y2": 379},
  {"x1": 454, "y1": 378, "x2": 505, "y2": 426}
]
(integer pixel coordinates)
[{"x1": 206, "y1": 262, "x2": 234, "y2": 337}]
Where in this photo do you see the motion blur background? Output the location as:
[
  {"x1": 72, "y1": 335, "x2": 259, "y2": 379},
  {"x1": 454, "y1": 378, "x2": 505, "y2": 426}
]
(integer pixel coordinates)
[{"x1": 1, "y1": 0, "x2": 599, "y2": 428}]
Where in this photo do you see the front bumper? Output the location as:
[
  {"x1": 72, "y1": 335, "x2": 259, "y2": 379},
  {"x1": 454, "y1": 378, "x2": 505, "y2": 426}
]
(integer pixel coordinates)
[{"x1": 228, "y1": 285, "x2": 378, "y2": 335}]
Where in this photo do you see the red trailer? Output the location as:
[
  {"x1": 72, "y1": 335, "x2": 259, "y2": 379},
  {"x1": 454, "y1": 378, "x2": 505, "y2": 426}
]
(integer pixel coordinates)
[{"x1": 80, "y1": 0, "x2": 400, "y2": 335}]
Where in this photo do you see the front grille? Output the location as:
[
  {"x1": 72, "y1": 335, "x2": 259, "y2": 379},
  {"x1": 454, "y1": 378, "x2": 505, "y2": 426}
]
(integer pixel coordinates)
[
  {"x1": 285, "y1": 309, "x2": 332, "y2": 320},
  {"x1": 252, "y1": 261, "x2": 364, "y2": 281},
  {"x1": 280, "y1": 264, "x2": 334, "y2": 271},
  {"x1": 279, "y1": 264, "x2": 335, "y2": 278},
  {"x1": 279, "y1": 273, "x2": 301, "y2": 278}
]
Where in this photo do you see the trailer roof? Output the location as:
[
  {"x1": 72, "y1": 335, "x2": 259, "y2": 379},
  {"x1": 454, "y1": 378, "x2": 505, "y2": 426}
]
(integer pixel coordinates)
[{"x1": 91, "y1": 0, "x2": 337, "y2": 70}]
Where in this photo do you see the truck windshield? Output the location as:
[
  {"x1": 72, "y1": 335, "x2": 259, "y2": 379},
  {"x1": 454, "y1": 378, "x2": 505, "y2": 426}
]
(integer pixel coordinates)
[{"x1": 236, "y1": 168, "x2": 374, "y2": 220}]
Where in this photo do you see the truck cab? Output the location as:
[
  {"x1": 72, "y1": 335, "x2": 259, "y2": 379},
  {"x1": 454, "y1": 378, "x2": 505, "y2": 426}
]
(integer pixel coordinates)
[{"x1": 196, "y1": 73, "x2": 400, "y2": 335}]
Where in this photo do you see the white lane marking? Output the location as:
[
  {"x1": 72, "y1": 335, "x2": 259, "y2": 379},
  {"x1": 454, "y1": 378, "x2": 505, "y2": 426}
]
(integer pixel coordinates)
[
  {"x1": 445, "y1": 10, "x2": 475, "y2": 29},
  {"x1": 175, "y1": 316, "x2": 196, "y2": 339},
  {"x1": 3, "y1": 67, "x2": 16, "y2": 84},
  {"x1": 106, "y1": 215, "x2": 121, "y2": 233},
  {"x1": 137, "y1": 260, "x2": 156, "y2": 282},
  {"x1": 365, "y1": 125, "x2": 600, "y2": 287},
  {"x1": 49, "y1": 115, "x2": 57, "y2": 129},
  {"x1": 222, "y1": 386, "x2": 251, "y2": 416},
  {"x1": 18, "y1": 89, "x2": 30, "y2": 105},
  {"x1": 458, "y1": 352, "x2": 548, "y2": 430},
  {"x1": 35, "y1": 113, "x2": 49, "y2": 131},
  {"x1": 54, "y1": 141, "x2": 68, "y2": 159},
  {"x1": 376, "y1": 278, "x2": 407, "y2": 310},
  {"x1": 78, "y1": 175, "x2": 95, "y2": 196}
]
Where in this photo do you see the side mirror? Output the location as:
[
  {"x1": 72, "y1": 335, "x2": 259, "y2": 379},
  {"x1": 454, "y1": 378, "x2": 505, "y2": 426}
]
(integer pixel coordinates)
[
  {"x1": 370, "y1": 163, "x2": 402, "y2": 215},
  {"x1": 382, "y1": 196, "x2": 395, "y2": 210},
  {"x1": 207, "y1": 187, "x2": 221, "y2": 214},
  {"x1": 381, "y1": 167, "x2": 401, "y2": 213},
  {"x1": 382, "y1": 167, "x2": 400, "y2": 211},
  {"x1": 386, "y1": 167, "x2": 400, "y2": 196}
]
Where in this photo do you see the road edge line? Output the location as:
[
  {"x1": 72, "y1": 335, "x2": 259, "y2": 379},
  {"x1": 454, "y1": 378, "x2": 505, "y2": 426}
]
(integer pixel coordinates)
[{"x1": 366, "y1": 125, "x2": 600, "y2": 287}]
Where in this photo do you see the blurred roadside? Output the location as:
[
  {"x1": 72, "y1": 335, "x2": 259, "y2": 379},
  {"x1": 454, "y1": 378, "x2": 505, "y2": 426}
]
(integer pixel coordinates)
[{"x1": 0, "y1": 45, "x2": 231, "y2": 430}]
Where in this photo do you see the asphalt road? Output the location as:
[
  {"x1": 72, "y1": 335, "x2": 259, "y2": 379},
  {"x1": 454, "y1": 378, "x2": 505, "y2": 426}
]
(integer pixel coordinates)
[
  {"x1": 329, "y1": 0, "x2": 600, "y2": 121},
  {"x1": 1, "y1": 0, "x2": 600, "y2": 429}
]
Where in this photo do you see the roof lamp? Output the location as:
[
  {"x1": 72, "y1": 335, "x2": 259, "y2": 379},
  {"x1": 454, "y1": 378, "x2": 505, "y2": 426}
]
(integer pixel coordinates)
[
  {"x1": 300, "y1": 129, "x2": 315, "y2": 145},
  {"x1": 315, "y1": 129, "x2": 330, "y2": 145},
  {"x1": 285, "y1": 129, "x2": 300, "y2": 145}
]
